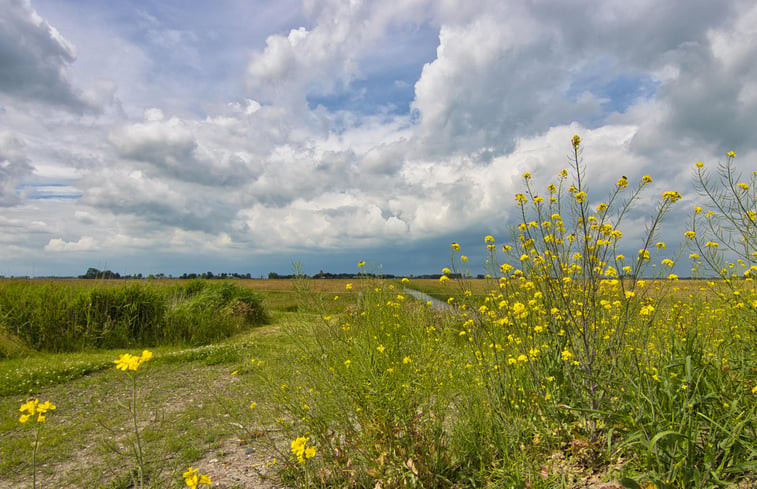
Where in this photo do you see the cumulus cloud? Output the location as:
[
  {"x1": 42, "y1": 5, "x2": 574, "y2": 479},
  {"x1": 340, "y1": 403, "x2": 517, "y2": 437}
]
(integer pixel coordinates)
[
  {"x1": 0, "y1": 0, "x2": 93, "y2": 110},
  {"x1": 0, "y1": 131, "x2": 33, "y2": 205},
  {"x1": 44, "y1": 235, "x2": 97, "y2": 252}
]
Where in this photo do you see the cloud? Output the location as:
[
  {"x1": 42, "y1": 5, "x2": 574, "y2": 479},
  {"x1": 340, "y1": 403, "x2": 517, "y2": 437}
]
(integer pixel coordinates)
[
  {"x1": 0, "y1": 0, "x2": 93, "y2": 110},
  {"x1": 44, "y1": 235, "x2": 97, "y2": 252},
  {"x1": 0, "y1": 131, "x2": 33, "y2": 205}
]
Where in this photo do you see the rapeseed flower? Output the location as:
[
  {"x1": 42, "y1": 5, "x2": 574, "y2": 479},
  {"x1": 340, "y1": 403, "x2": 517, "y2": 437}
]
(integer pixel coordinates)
[
  {"x1": 19, "y1": 399, "x2": 56, "y2": 424},
  {"x1": 114, "y1": 350, "x2": 152, "y2": 371},
  {"x1": 182, "y1": 466, "x2": 211, "y2": 488},
  {"x1": 662, "y1": 191, "x2": 682, "y2": 202},
  {"x1": 291, "y1": 436, "x2": 316, "y2": 464}
]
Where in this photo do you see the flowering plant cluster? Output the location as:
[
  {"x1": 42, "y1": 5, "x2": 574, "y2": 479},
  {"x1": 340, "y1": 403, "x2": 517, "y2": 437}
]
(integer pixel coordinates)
[{"x1": 19, "y1": 398, "x2": 56, "y2": 424}]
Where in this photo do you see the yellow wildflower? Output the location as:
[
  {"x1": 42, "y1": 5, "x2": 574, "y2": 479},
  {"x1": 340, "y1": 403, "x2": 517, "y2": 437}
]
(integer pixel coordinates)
[
  {"x1": 182, "y1": 467, "x2": 211, "y2": 488},
  {"x1": 114, "y1": 350, "x2": 153, "y2": 372}
]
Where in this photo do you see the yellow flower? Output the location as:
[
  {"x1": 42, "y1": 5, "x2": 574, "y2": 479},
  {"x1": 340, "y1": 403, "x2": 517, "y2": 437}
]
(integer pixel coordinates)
[
  {"x1": 291, "y1": 436, "x2": 316, "y2": 464},
  {"x1": 561, "y1": 350, "x2": 573, "y2": 361},
  {"x1": 727, "y1": 151, "x2": 736, "y2": 158},
  {"x1": 738, "y1": 182, "x2": 749, "y2": 191},
  {"x1": 705, "y1": 241, "x2": 719, "y2": 248},
  {"x1": 484, "y1": 235, "x2": 495, "y2": 243},
  {"x1": 114, "y1": 350, "x2": 153, "y2": 372},
  {"x1": 662, "y1": 191, "x2": 682, "y2": 202},
  {"x1": 439, "y1": 275, "x2": 449, "y2": 284},
  {"x1": 752, "y1": 385, "x2": 757, "y2": 394},
  {"x1": 461, "y1": 255, "x2": 468, "y2": 262},
  {"x1": 575, "y1": 191, "x2": 588, "y2": 203},
  {"x1": 376, "y1": 344, "x2": 386, "y2": 353},
  {"x1": 358, "y1": 261, "x2": 366, "y2": 267},
  {"x1": 442, "y1": 267, "x2": 451, "y2": 275},
  {"x1": 642, "y1": 175, "x2": 653, "y2": 184},
  {"x1": 522, "y1": 172, "x2": 532, "y2": 179},
  {"x1": 345, "y1": 283, "x2": 353, "y2": 290},
  {"x1": 684, "y1": 230, "x2": 696, "y2": 239},
  {"x1": 19, "y1": 399, "x2": 56, "y2": 424},
  {"x1": 571, "y1": 135, "x2": 581, "y2": 149},
  {"x1": 402, "y1": 356, "x2": 412, "y2": 364},
  {"x1": 616, "y1": 177, "x2": 628, "y2": 188},
  {"x1": 182, "y1": 466, "x2": 211, "y2": 488},
  {"x1": 655, "y1": 242, "x2": 666, "y2": 249},
  {"x1": 451, "y1": 242, "x2": 460, "y2": 251},
  {"x1": 695, "y1": 161, "x2": 704, "y2": 168}
]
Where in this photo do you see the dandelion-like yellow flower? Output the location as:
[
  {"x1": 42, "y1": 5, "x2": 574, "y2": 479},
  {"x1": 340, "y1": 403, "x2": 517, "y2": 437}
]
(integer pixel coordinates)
[
  {"x1": 114, "y1": 350, "x2": 153, "y2": 371},
  {"x1": 19, "y1": 399, "x2": 56, "y2": 424},
  {"x1": 182, "y1": 466, "x2": 211, "y2": 488},
  {"x1": 655, "y1": 242, "x2": 666, "y2": 249},
  {"x1": 705, "y1": 241, "x2": 719, "y2": 248},
  {"x1": 684, "y1": 230, "x2": 696, "y2": 239},
  {"x1": 484, "y1": 235, "x2": 495, "y2": 243},
  {"x1": 616, "y1": 177, "x2": 628, "y2": 188},
  {"x1": 376, "y1": 344, "x2": 386, "y2": 353},
  {"x1": 575, "y1": 191, "x2": 588, "y2": 203},
  {"x1": 439, "y1": 275, "x2": 449, "y2": 284},
  {"x1": 451, "y1": 242, "x2": 460, "y2": 251},
  {"x1": 738, "y1": 182, "x2": 749, "y2": 191},
  {"x1": 522, "y1": 172, "x2": 532, "y2": 179},
  {"x1": 642, "y1": 175, "x2": 653, "y2": 184},
  {"x1": 561, "y1": 350, "x2": 573, "y2": 361},
  {"x1": 727, "y1": 151, "x2": 736, "y2": 158},
  {"x1": 345, "y1": 283, "x2": 353, "y2": 290},
  {"x1": 696, "y1": 161, "x2": 704, "y2": 169}
]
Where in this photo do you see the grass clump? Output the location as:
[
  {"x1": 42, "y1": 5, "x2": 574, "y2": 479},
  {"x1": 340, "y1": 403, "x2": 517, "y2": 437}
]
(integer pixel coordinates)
[{"x1": 0, "y1": 280, "x2": 266, "y2": 354}]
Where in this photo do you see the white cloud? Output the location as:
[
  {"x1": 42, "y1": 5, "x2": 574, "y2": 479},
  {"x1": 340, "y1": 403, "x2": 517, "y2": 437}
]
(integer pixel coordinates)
[
  {"x1": 44, "y1": 236, "x2": 97, "y2": 252},
  {"x1": 0, "y1": 0, "x2": 92, "y2": 110}
]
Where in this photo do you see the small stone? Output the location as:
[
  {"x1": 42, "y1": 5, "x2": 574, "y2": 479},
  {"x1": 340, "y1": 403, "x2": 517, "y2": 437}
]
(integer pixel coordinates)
[{"x1": 245, "y1": 448, "x2": 256, "y2": 454}]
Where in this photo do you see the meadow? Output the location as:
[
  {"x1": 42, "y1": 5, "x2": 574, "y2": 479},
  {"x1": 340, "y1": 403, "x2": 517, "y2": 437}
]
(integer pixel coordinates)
[{"x1": 1, "y1": 138, "x2": 756, "y2": 489}]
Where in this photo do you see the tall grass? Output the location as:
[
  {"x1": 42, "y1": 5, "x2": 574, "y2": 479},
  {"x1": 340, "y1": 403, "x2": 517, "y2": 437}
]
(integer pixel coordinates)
[{"x1": 0, "y1": 280, "x2": 266, "y2": 355}]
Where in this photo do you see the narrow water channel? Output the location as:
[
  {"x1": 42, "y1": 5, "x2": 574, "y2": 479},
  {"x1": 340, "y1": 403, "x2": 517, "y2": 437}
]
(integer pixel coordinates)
[{"x1": 403, "y1": 288, "x2": 454, "y2": 311}]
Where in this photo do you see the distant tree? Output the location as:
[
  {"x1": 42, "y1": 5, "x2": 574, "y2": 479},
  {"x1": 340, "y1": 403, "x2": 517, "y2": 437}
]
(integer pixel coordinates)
[{"x1": 79, "y1": 267, "x2": 120, "y2": 279}]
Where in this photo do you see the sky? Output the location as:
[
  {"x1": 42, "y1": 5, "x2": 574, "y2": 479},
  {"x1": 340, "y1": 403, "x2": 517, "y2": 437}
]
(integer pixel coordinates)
[{"x1": 1, "y1": 0, "x2": 756, "y2": 278}]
